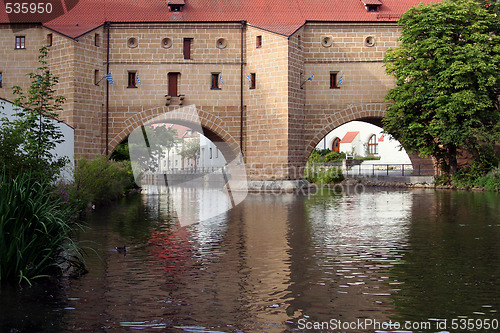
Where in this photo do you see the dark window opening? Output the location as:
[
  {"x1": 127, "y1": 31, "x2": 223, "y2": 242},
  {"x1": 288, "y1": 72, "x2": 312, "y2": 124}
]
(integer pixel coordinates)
[
  {"x1": 250, "y1": 73, "x2": 256, "y2": 89},
  {"x1": 15, "y1": 36, "x2": 25, "y2": 49},
  {"x1": 128, "y1": 72, "x2": 137, "y2": 88},
  {"x1": 211, "y1": 73, "x2": 220, "y2": 90},
  {"x1": 367, "y1": 5, "x2": 379, "y2": 12},
  {"x1": 330, "y1": 72, "x2": 339, "y2": 88},
  {"x1": 47, "y1": 33, "x2": 53, "y2": 47},
  {"x1": 0, "y1": 72, "x2": 3, "y2": 88},
  {"x1": 183, "y1": 38, "x2": 192, "y2": 59},
  {"x1": 368, "y1": 134, "x2": 378, "y2": 155},
  {"x1": 169, "y1": 4, "x2": 183, "y2": 12},
  {"x1": 168, "y1": 72, "x2": 179, "y2": 96},
  {"x1": 94, "y1": 70, "x2": 99, "y2": 85},
  {"x1": 256, "y1": 35, "x2": 262, "y2": 48},
  {"x1": 209, "y1": 148, "x2": 213, "y2": 159},
  {"x1": 95, "y1": 33, "x2": 100, "y2": 47}
]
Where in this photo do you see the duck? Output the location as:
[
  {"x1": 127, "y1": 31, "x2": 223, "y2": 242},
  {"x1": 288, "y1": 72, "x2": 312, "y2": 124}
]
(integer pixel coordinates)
[{"x1": 116, "y1": 246, "x2": 127, "y2": 255}]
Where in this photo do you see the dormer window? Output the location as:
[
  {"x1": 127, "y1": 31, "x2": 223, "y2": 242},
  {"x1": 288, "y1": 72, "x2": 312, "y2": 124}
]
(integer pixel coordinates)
[
  {"x1": 360, "y1": 0, "x2": 382, "y2": 12},
  {"x1": 168, "y1": 0, "x2": 185, "y2": 12}
]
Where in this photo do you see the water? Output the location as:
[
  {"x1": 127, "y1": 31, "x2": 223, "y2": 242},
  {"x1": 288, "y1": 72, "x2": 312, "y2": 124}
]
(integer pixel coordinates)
[{"x1": 1, "y1": 188, "x2": 499, "y2": 332}]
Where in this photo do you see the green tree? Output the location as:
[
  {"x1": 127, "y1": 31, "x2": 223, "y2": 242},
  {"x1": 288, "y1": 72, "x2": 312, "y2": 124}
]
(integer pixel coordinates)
[
  {"x1": 0, "y1": 46, "x2": 68, "y2": 179},
  {"x1": 383, "y1": 0, "x2": 499, "y2": 175},
  {"x1": 178, "y1": 137, "x2": 200, "y2": 169},
  {"x1": 154, "y1": 125, "x2": 178, "y2": 170}
]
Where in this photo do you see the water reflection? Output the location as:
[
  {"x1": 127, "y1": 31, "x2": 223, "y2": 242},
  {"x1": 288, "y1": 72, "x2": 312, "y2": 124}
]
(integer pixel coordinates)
[{"x1": 0, "y1": 189, "x2": 498, "y2": 332}]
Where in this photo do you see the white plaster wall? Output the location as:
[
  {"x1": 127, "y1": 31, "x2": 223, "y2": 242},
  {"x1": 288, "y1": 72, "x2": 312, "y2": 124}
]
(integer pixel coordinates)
[{"x1": 316, "y1": 121, "x2": 411, "y2": 164}]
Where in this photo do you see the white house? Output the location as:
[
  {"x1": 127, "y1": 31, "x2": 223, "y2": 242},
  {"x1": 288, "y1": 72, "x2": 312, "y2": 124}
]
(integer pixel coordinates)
[
  {"x1": 316, "y1": 121, "x2": 411, "y2": 165},
  {"x1": 0, "y1": 98, "x2": 75, "y2": 179},
  {"x1": 158, "y1": 123, "x2": 226, "y2": 173}
]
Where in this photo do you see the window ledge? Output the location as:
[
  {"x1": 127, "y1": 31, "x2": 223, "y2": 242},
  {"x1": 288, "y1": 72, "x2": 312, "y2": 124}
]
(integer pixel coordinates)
[
  {"x1": 210, "y1": 87, "x2": 221, "y2": 90},
  {"x1": 330, "y1": 87, "x2": 341, "y2": 89},
  {"x1": 127, "y1": 86, "x2": 138, "y2": 89}
]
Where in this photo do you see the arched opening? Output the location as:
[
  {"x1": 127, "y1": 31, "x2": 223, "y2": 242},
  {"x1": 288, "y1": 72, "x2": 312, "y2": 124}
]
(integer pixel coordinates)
[
  {"x1": 108, "y1": 105, "x2": 241, "y2": 166},
  {"x1": 111, "y1": 122, "x2": 232, "y2": 174},
  {"x1": 311, "y1": 120, "x2": 435, "y2": 176}
]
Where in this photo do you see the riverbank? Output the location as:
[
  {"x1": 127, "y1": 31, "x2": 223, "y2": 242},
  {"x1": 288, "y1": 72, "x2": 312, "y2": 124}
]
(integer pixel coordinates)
[{"x1": 340, "y1": 176, "x2": 496, "y2": 192}]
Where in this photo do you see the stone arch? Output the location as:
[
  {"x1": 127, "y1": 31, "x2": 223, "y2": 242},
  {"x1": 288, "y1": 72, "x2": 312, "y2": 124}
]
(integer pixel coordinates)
[
  {"x1": 305, "y1": 103, "x2": 387, "y2": 157},
  {"x1": 305, "y1": 103, "x2": 434, "y2": 174},
  {"x1": 109, "y1": 105, "x2": 240, "y2": 162}
]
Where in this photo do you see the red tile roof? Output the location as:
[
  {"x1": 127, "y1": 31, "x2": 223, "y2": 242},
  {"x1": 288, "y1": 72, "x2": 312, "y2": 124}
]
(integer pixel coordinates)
[
  {"x1": 340, "y1": 132, "x2": 359, "y2": 144},
  {"x1": 0, "y1": 0, "x2": 440, "y2": 38},
  {"x1": 361, "y1": 0, "x2": 383, "y2": 5}
]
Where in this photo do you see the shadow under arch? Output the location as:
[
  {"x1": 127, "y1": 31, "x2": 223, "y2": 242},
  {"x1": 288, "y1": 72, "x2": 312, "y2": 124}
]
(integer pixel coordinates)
[
  {"x1": 305, "y1": 103, "x2": 435, "y2": 174},
  {"x1": 109, "y1": 105, "x2": 241, "y2": 163}
]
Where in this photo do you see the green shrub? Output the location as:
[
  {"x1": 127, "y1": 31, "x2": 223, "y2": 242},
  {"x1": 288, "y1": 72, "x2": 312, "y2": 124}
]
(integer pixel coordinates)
[
  {"x1": 305, "y1": 164, "x2": 344, "y2": 185},
  {"x1": 0, "y1": 172, "x2": 85, "y2": 286},
  {"x1": 70, "y1": 157, "x2": 134, "y2": 210},
  {"x1": 476, "y1": 168, "x2": 500, "y2": 192},
  {"x1": 324, "y1": 151, "x2": 346, "y2": 162},
  {"x1": 308, "y1": 149, "x2": 346, "y2": 163}
]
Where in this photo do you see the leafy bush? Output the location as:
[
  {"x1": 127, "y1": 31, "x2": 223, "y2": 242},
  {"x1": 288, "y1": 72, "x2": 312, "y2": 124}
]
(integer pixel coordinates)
[
  {"x1": 309, "y1": 149, "x2": 346, "y2": 163},
  {"x1": 0, "y1": 172, "x2": 85, "y2": 286},
  {"x1": 305, "y1": 164, "x2": 344, "y2": 185},
  {"x1": 70, "y1": 157, "x2": 135, "y2": 210},
  {"x1": 324, "y1": 151, "x2": 346, "y2": 162},
  {"x1": 475, "y1": 168, "x2": 500, "y2": 192}
]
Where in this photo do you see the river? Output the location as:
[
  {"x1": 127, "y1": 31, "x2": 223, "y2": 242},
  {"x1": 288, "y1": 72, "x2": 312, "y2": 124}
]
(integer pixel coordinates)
[{"x1": 1, "y1": 187, "x2": 499, "y2": 332}]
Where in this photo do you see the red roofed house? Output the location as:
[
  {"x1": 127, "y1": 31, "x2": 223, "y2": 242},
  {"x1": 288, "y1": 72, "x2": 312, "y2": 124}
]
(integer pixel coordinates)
[{"x1": 0, "y1": 0, "x2": 438, "y2": 180}]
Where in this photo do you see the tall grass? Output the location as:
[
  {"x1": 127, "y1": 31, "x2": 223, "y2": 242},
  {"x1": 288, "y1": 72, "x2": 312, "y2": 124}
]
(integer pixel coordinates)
[{"x1": 0, "y1": 172, "x2": 85, "y2": 286}]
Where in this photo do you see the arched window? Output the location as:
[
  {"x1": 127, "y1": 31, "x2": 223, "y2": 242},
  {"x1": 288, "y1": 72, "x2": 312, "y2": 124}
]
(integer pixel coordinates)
[
  {"x1": 332, "y1": 137, "x2": 340, "y2": 152},
  {"x1": 368, "y1": 134, "x2": 378, "y2": 155}
]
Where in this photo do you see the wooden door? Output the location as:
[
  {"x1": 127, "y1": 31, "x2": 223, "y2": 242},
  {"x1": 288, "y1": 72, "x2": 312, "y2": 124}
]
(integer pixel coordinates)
[
  {"x1": 168, "y1": 73, "x2": 178, "y2": 96},
  {"x1": 332, "y1": 137, "x2": 340, "y2": 152},
  {"x1": 183, "y1": 38, "x2": 192, "y2": 59}
]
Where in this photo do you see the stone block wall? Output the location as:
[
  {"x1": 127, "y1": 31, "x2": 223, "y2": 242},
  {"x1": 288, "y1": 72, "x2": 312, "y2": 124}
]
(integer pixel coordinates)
[
  {"x1": 302, "y1": 22, "x2": 400, "y2": 155},
  {"x1": 0, "y1": 24, "x2": 45, "y2": 102},
  {"x1": 1, "y1": 20, "x2": 429, "y2": 180},
  {"x1": 244, "y1": 26, "x2": 291, "y2": 180}
]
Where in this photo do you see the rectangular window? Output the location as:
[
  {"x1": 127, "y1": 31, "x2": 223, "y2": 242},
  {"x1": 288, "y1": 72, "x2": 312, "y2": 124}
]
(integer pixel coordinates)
[
  {"x1": 209, "y1": 148, "x2": 213, "y2": 159},
  {"x1": 168, "y1": 72, "x2": 179, "y2": 96},
  {"x1": 0, "y1": 72, "x2": 3, "y2": 88},
  {"x1": 95, "y1": 33, "x2": 100, "y2": 47},
  {"x1": 211, "y1": 73, "x2": 220, "y2": 90},
  {"x1": 216, "y1": 148, "x2": 219, "y2": 158},
  {"x1": 15, "y1": 36, "x2": 25, "y2": 49},
  {"x1": 94, "y1": 70, "x2": 100, "y2": 85},
  {"x1": 128, "y1": 72, "x2": 137, "y2": 88},
  {"x1": 256, "y1": 35, "x2": 262, "y2": 48},
  {"x1": 47, "y1": 33, "x2": 53, "y2": 47},
  {"x1": 183, "y1": 38, "x2": 192, "y2": 59},
  {"x1": 250, "y1": 73, "x2": 256, "y2": 89},
  {"x1": 330, "y1": 72, "x2": 339, "y2": 89}
]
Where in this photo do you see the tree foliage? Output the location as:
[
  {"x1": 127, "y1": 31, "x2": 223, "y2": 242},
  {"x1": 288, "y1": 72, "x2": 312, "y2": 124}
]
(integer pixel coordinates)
[
  {"x1": 128, "y1": 124, "x2": 178, "y2": 173},
  {"x1": 0, "y1": 46, "x2": 68, "y2": 180},
  {"x1": 178, "y1": 137, "x2": 200, "y2": 164},
  {"x1": 383, "y1": 0, "x2": 499, "y2": 175}
]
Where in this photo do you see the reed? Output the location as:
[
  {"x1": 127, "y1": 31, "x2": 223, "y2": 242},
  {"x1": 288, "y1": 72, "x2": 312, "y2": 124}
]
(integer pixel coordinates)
[{"x1": 0, "y1": 172, "x2": 85, "y2": 286}]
